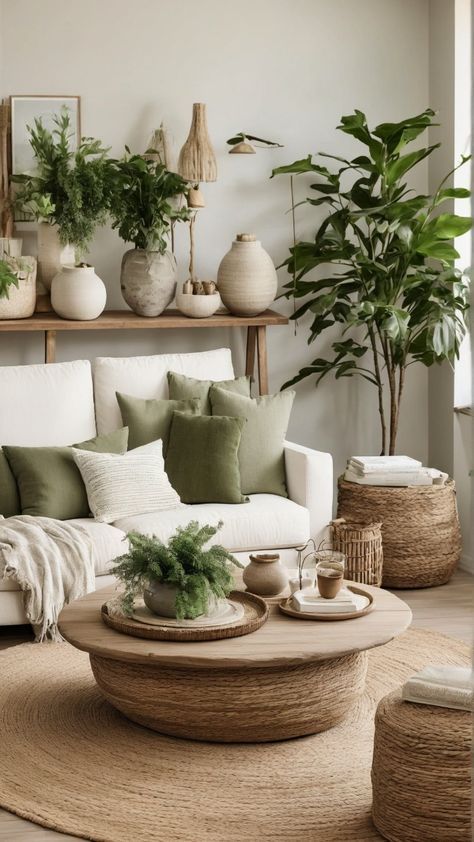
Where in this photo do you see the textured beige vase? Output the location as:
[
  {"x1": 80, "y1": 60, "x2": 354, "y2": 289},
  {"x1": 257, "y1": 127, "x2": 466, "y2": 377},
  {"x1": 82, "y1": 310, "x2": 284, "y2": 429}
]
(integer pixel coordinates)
[
  {"x1": 51, "y1": 265, "x2": 106, "y2": 320},
  {"x1": 217, "y1": 234, "x2": 277, "y2": 316},
  {"x1": 242, "y1": 553, "x2": 289, "y2": 596},
  {"x1": 37, "y1": 223, "x2": 75, "y2": 291},
  {"x1": 121, "y1": 249, "x2": 177, "y2": 317},
  {"x1": 0, "y1": 258, "x2": 37, "y2": 319}
]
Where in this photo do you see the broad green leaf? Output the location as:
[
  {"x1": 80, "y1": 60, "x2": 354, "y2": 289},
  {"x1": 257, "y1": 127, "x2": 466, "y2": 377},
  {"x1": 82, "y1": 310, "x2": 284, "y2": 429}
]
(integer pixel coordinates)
[
  {"x1": 434, "y1": 187, "x2": 471, "y2": 205},
  {"x1": 431, "y1": 213, "x2": 472, "y2": 238},
  {"x1": 386, "y1": 144, "x2": 440, "y2": 186}
]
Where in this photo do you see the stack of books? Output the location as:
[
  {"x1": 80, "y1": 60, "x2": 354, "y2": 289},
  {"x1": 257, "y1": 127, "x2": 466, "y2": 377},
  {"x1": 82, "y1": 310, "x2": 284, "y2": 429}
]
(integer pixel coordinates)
[{"x1": 344, "y1": 456, "x2": 448, "y2": 487}]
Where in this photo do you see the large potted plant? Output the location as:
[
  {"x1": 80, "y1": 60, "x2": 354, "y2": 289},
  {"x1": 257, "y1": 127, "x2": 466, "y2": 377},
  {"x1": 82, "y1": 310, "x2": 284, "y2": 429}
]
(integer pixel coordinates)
[
  {"x1": 272, "y1": 109, "x2": 471, "y2": 454},
  {"x1": 109, "y1": 151, "x2": 190, "y2": 317},
  {"x1": 13, "y1": 108, "x2": 111, "y2": 312},
  {"x1": 113, "y1": 520, "x2": 242, "y2": 620}
]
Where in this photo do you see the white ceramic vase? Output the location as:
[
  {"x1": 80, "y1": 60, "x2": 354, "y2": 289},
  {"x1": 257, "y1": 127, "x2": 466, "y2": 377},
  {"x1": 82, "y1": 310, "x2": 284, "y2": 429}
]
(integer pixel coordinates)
[
  {"x1": 51, "y1": 264, "x2": 106, "y2": 320},
  {"x1": 217, "y1": 233, "x2": 278, "y2": 316},
  {"x1": 0, "y1": 258, "x2": 37, "y2": 319},
  {"x1": 37, "y1": 223, "x2": 75, "y2": 291},
  {"x1": 121, "y1": 249, "x2": 177, "y2": 317}
]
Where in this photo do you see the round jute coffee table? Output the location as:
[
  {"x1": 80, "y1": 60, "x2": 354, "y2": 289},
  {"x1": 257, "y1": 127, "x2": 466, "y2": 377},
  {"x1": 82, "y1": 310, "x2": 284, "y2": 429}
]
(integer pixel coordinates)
[{"x1": 59, "y1": 583, "x2": 411, "y2": 743}]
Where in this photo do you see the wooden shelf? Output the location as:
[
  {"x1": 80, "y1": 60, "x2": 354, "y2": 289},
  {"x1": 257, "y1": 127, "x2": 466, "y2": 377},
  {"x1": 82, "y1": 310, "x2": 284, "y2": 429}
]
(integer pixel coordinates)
[
  {"x1": 0, "y1": 308, "x2": 288, "y2": 332},
  {"x1": 0, "y1": 308, "x2": 289, "y2": 395}
]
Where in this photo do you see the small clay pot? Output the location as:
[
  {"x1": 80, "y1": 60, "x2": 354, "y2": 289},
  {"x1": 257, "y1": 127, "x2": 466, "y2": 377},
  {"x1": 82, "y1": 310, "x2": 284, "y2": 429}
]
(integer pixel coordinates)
[
  {"x1": 202, "y1": 280, "x2": 216, "y2": 295},
  {"x1": 316, "y1": 567, "x2": 344, "y2": 599},
  {"x1": 243, "y1": 553, "x2": 289, "y2": 597}
]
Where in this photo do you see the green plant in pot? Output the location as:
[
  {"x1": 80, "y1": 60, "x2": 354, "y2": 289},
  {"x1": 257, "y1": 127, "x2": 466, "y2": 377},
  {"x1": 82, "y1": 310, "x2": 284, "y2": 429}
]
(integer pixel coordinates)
[
  {"x1": 0, "y1": 255, "x2": 36, "y2": 319},
  {"x1": 108, "y1": 150, "x2": 191, "y2": 317},
  {"x1": 112, "y1": 520, "x2": 243, "y2": 620},
  {"x1": 12, "y1": 108, "x2": 111, "y2": 294},
  {"x1": 272, "y1": 108, "x2": 471, "y2": 454}
]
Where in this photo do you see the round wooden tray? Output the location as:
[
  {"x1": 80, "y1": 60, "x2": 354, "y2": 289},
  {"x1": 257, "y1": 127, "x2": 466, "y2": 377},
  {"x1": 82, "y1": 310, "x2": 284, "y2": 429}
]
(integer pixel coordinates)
[
  {"x1": 101, "y1": 590, "x2": 269, "y2": 642},
  {"x1": 279, "y1": 584, "x2": 374, "y2": 621}
]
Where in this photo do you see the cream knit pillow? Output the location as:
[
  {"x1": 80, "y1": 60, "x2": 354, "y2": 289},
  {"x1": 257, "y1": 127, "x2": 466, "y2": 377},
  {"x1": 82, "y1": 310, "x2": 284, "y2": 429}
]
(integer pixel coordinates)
[{"x1": 72, "y1": 440, "x2": 182, "y2": 524}]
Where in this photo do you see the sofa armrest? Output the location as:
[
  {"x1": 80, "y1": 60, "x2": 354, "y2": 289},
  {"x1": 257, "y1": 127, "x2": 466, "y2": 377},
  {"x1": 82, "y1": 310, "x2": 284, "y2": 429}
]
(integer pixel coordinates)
[{"x1": 284, "y1": 441, "x2": 333, "y2": 545}]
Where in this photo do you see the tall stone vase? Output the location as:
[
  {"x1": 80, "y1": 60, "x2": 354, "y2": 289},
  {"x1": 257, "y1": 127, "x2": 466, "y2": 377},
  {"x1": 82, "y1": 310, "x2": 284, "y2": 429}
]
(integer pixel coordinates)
[
  {"x1": 37, "y1": 223, "x2": 75, "y2": 292},
  {"x1": 120, "y1": 249, "x2": 177, "y2": 317}
]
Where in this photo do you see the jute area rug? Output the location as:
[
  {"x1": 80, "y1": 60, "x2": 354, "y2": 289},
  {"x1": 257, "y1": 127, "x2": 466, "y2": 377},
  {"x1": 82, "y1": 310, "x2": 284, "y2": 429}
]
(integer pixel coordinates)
[{"x1": 0, "y1": 629, "x2": 469, "y2": 842}]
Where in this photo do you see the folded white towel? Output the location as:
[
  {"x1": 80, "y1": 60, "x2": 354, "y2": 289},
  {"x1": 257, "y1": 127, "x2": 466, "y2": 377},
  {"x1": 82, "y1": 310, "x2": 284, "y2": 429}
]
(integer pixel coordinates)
[
  {"x1": 292, "y1": 589, "x2": 358, "y2": 614},
  {"x1": 402, "y1": 665, "x2": 473, "y2": 712}
]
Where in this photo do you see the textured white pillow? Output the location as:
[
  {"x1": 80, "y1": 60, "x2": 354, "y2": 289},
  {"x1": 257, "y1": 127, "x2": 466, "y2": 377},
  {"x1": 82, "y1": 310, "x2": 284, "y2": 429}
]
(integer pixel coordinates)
[{"x1": 72, "y1": 441, "x2": 182, "y2": 524}]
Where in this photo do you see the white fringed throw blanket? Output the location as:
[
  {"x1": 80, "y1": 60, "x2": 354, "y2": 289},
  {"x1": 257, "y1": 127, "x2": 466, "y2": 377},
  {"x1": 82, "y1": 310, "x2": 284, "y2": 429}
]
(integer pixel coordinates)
[{"x1": 0, "y1": 516, "x2": 95, "y2": 642}]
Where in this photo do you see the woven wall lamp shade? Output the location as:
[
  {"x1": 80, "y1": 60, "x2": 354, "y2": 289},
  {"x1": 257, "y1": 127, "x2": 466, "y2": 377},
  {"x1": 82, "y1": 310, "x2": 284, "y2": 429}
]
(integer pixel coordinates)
[{"x1": 177, "y1": 103, "x2": 217, "y2": 183}]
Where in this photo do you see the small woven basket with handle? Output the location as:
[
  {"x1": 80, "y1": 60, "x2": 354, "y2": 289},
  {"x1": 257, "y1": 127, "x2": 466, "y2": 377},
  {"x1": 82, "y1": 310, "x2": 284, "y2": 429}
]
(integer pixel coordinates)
[{"x1": 331, "y1": 518, "x2": 383, "y2": 587}]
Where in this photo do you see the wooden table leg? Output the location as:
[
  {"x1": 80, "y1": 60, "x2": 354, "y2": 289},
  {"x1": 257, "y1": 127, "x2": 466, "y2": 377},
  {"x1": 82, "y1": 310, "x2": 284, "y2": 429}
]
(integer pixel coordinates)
[
  {"x1": 245, "y1": 326, "x2": 256, "y2": 383},
  {"x1": 45, "y1": 330, "x2": 56, "y2": 363},
  {"x1": 256, "y1": 325, "x2": 268, "y2": 395}
]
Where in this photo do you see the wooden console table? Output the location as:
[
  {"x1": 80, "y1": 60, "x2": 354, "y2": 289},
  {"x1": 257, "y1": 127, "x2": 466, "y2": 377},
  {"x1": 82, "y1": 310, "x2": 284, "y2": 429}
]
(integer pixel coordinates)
[{"x1": 0, "y1": 308, "x2": 288, "y2": 395}]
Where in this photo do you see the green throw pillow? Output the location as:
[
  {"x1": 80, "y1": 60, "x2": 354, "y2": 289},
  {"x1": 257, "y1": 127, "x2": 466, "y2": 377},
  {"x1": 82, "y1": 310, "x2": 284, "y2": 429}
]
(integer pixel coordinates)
[
  {"x1": 165, "y1": 412, "x2": 246, "y2": 504},
  {"x1": 167, "y1": 371, "x2": 251, "y2": 415},
  {"x1": 209, "y1": 388, "x2": 295, "y2": 497},
  {"x1": 0, "y1": 448, "x2": 21, "y2": 517},
  {"x1": 3, "y1": 427, "x2": 129, "y2": 520},
  {"x1": 116, "y1": 392, "x2": 201, "y2": 452}
]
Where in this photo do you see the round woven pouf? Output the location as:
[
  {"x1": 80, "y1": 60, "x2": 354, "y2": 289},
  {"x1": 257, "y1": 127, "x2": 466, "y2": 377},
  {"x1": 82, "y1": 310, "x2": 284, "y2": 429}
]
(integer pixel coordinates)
[
  {"x1": 372, "y1": 689, "x2": 471, "y2": 842},
  {"x1": 337, "y1": 478, "x2": 461, "y2": 588}
]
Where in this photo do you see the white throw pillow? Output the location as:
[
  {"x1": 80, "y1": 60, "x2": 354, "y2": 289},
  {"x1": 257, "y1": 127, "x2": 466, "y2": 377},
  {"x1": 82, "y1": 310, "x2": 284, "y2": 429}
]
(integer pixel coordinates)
[{"x1": 72, "y1": 441, "x2": 182, "y2": 524}]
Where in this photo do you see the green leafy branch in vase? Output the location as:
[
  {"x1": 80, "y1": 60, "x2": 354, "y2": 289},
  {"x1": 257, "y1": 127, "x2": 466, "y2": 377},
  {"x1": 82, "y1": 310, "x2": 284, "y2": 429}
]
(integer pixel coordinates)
[{"x1": 272, "y1": 108, "x2": 471, "y2": 454}]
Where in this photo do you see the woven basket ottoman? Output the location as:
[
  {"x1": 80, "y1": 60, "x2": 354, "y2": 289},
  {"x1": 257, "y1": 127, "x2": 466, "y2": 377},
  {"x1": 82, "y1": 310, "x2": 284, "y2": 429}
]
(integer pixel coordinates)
[
  {"x1": 371, "y1": 689, "x2": 471, "y2": 842},
  {"x1": 337, "y1": 478, "x2": 461, "y2": 588}
]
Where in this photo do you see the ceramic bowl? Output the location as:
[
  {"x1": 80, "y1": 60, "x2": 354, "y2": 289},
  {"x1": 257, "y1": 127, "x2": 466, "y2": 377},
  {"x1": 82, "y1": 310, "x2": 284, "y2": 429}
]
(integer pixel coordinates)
[{"x1": 176, "y1": 291, "x2": 221, "y2": 319}]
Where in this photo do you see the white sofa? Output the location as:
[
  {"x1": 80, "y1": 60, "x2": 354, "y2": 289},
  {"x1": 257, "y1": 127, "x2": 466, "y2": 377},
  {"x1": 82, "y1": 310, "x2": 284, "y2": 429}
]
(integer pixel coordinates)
[{"x1": 0, "y1": 348, "x2": 333, "y2": 625}]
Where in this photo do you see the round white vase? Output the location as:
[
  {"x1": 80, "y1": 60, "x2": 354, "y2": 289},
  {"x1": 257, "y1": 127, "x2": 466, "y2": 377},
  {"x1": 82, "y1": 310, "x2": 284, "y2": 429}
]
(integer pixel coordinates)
[
  {"x1": 217, "y1": 233, "x2": 278, "y2": 316},
  {"x1": 37, "y1": 223, "x2": 75, "y2": 291},
  {"x1": 0, "y1": 258, "x2": 37, "y2": 319},
  {"x1": 121, "y1": 249, "x2": 177, "y2": 317},
  {"x1": 51, "y1": 265, "x2": 107, "y2": 320}
]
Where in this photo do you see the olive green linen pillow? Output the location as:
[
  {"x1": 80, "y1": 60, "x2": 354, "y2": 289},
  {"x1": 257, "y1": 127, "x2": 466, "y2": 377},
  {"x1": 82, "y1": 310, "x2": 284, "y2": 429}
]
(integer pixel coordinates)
[
  {"x1": 116, "y1": 392, "x2": 200, "y2": 452},
  {"x1": 209, "y1": 388, "x2": 295, "y2": 497},
  {"x1": 3, "y1": 427, "x2": 129, "y2": 520},
  {"x1": 167, "y1": 371, "x2": 251, "y2": 415},
  {"x1": 165, "y1": 412, "x2": 246, "y2": 504},
  {"x1": 0, "y1": 448, "x2": 20, "y2": 517}
]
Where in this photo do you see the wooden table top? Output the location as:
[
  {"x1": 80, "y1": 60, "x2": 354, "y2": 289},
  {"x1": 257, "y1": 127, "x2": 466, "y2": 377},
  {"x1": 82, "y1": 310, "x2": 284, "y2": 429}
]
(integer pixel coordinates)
[{"x1": 59, "y1": 583, "x2": 412, "y2": 670}]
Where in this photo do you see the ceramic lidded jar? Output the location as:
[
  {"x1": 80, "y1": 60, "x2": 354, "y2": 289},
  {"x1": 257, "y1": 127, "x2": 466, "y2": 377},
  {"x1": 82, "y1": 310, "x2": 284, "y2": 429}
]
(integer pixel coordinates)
[
  {"x1": 217, "y1": 233, "x2": 277, "y2": 316},
  {"x1": 242, "y1": 553, "x2": 289, "y2": 597},
  {"x1": 51, "y1": 264, "x2": 106, "y2": 320}
]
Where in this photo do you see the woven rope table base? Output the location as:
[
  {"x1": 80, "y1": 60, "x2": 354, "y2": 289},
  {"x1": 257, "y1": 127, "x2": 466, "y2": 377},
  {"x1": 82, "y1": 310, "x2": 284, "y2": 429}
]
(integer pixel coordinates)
[
  {"x1": 0, "y1": 629, "x2": 469, "y2": 842},
  {"x1": 372, "y1": 689, "x2": 471, "y2": 842},
  {"x1": 337, "y1": 478, "x2": 461, "y2": 588},
  {"x1": 90, "y1": 649, "x2": 368, "y2": 741}
]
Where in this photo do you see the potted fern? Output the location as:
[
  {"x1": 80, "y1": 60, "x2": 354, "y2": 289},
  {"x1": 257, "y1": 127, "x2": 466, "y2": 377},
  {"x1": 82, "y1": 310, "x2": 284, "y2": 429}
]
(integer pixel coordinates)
[
  {"x1": 272, "y1": 108, "x2": 471, "y2": 454},
  {"x1": 113, "y1": 521, "x2": 243, "y2": 620},
  {"x1": 108, "y1": 151, "x2": 191, "y2": 317}
]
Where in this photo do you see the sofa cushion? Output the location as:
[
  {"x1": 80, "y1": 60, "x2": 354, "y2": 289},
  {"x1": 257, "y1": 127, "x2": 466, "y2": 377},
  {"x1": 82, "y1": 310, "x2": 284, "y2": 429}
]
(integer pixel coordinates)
[
  {"x1": 0, "y1": 360, "x2": 96, "y2": 446},
  {"x1": 167, "y1": 371, "x2": 251, "y2": 415},
  {"x1": 116, "y1": 393, "x2": 200, "y2": 452},
  {"x1": 0, "y1": 449, "x2": 20, "y2": 517},
  {"x1": 93, "y1": 349, "x2": 235, "y2": 434},
  {"x1": 4, "y1": 428, "x2": 129, "y2": 520},
  {"x1": 113, "y1": 494, "x2": 310, "y2": 552},
  {"x1": 166, "y1": 413, "x2": 246, "y2": 504},
  {"x1": 210, "y1": 387, "x2": 295, "y2": 497}
]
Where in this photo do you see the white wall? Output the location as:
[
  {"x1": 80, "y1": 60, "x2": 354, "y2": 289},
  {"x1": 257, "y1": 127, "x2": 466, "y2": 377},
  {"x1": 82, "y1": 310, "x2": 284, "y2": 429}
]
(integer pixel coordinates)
[{"x1": 0, "y1": 0, "x2": 430, "y2": 483}]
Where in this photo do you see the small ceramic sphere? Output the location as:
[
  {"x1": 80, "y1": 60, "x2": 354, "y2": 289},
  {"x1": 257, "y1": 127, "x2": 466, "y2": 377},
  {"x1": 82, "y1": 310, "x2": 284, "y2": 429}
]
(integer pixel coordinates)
[{"x1": 243, "y1": 554, "x2": 289, "y2": 596}]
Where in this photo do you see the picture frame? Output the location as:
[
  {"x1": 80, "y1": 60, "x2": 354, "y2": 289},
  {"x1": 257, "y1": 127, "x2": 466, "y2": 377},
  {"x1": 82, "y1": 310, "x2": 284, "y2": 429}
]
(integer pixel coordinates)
[{"x1": 10, "y1": 95, "x2": 81, "y2": 222}]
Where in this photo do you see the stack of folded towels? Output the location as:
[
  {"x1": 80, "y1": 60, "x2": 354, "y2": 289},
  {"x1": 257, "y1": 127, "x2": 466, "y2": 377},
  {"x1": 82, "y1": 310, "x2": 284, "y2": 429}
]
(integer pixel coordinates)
[
  {"x1": 402, "y1": 665, "x2": 473, "y2": 711},
  {"x1": 292, "y1": 588, "x2": 367, "y2": 614},
  {"x1": 344, "y1": 455, "x2": 448, "y2": 487}
]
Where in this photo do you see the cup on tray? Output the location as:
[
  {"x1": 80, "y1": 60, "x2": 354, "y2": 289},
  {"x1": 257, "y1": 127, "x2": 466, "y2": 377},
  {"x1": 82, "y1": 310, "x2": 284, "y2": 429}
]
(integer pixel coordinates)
[{"x1": 314, "y1": 551, "x2": 346, "y2": 599}]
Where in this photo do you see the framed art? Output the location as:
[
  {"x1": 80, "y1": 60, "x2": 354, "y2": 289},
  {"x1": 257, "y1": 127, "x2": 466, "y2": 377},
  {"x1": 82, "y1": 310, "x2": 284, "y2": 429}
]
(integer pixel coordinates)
[
  {"x1": 10, "y1": 95, "x2": 81, "y2": 175},
  {"x1": 10, "y1": 95, "x2": 81, "y2": 222}
]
